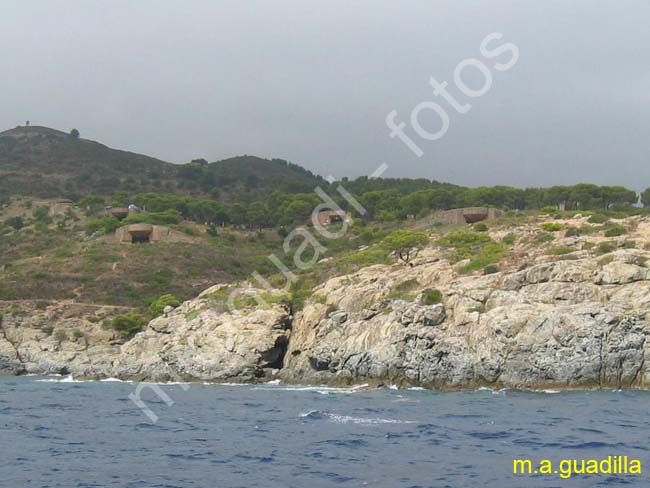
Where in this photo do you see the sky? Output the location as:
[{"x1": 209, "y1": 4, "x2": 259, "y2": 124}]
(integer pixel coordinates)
[{"x1": 1, "y1": 0, "x2": 649, "y2": 189}]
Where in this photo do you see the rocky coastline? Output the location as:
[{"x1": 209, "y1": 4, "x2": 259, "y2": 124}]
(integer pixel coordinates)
[{"x1": 2, "y1": 217, "x2": 650, "y2": 391}]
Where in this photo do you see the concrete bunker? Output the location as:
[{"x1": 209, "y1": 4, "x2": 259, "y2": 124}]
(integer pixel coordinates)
[
  {"x1": 127, "y1": 223, "x2": 153, "y2": 244},
  {"x1": 116, "y1": 224, "x2": 169, "y2": 244},
  {"x1": 315, "y1": 210, "x2": 352, "y2": 227},
  {"x1": 433, "y1": 207, "x2": 503, "y2": 225}
]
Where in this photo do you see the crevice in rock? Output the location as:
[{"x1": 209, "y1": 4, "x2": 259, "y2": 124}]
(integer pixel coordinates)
[
  {"x1": 260, "y1": 335, "x2": 289, "y2": 370},
  {"x1": 0, "y1": 314, "x2": 26, "y2": 373}
]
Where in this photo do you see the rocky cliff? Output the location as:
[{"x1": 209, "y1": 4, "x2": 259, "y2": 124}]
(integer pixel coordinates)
[{"x1": 2, "y1": 216, "x2": 650, "y2": 390}]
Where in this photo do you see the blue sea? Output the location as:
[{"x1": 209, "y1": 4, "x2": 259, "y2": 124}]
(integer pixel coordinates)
[{"x1": 1, "y1": 377, "x2": 649, "y2": 488}]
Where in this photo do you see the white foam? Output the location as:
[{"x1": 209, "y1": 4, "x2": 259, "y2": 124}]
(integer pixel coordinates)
[
  {"x1": 325, "y1": 412, "x2": 415, "y2": 425},
  {"x1": 253, "y1": 383, "x2": 369, "y2": 395},
  {"x1": 36, "y1": 375, "x2": 86, "y2": 383}
]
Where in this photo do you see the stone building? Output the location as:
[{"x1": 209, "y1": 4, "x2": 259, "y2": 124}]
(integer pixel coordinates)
[
  {"x1": 432, "y1": 207, "x2": 503, "y2": 225},
  {"x1": 115, "y1": 224, "x2": 168, "y2": 244},
  {"x1": 314, "y1": 210, "x2": 352, "y2": 227},
  {"x1": 114, "y1": 223, "x2": 195, "y2": 244}
]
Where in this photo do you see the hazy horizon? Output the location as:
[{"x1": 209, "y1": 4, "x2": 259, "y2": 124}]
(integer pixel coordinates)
[{"x1": 2, "y1": 0, "x2": 649, "y2": 190}]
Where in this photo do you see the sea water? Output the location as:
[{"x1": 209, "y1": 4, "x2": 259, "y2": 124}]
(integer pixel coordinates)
[{"x1": 1, "y1": 376, "x2": 648, "y2": 487}]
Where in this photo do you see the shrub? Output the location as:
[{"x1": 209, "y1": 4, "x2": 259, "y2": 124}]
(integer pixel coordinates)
[
  {"x1": 598, "y1": 255, "x2": 615, "y2": 266},
  {"x1": 54, "y1": 330, "x2": 67, "y2": 342},
  {"x1": 588, "y1": 214, "x2": 608, "y2": 224},
  {"x1": 437, "y1": 231, "x2": 491, "y2": 254},
  {"x1": 473, "y1": 222, "x2": 488, "y2": 232},
  {"x1": 388, "y1": 279, "x2": 419, "y2": 301},
  {"x1": 548, "y1": 246, "x2": 576, "y2": 256},
  {"x1": 564, "y1": 227, "x2": 580, "y2": 237},
  {"x1": 382, "y1": 230, "x2": 429, "y2": 264},
  {"x1": 109, "y1": 313, "x2": 147, "y2": 338},
  {"x1": 33, "y1": 206, "x2": 52, "y2": 223},
  {"x1": 85, "y1": 216, "x2": 121, "y2": 235},
  {"x1": 122, "y1": 209, "x2": 182, "y2": 226},
  {"x1": 289, "y1": 280, "x2": 316, "y2": 311},
  {"x1": 5, "y1": 216, "x2": 24, "y2": 230},
  {"x1": 438, "y1": 232, "x2": 507, "y2": 274},
  {"x1": 604, "y1": 225, "x2": 626, "y2": 237},
  {"x1": 596, "y1": 241, "x2": 617, "y2": 255},
  {"x1": 149, "y1": 294, "x2": 181, "y2": 317},
  {"x1": 207, "y1": 224, "x2": 219, "y2": 237},
  {"x1": 541, "y1": 222, "x2": 563, "y2": 232},
  {"x1": 483, "y1": 264, "x2": 499, "y2": 275},
  {"x1": 501, "y1": 233, "x2": 516, "y2": 246},
  {"x1": 541, "y1": 206, "x2": 558, "y2": 214},
  {"x1": 533, "y1": 233, "x2": 554, "y2": 244},
  {"x1": 421, "y1": 288, "x2": 442, "y2": 305}
]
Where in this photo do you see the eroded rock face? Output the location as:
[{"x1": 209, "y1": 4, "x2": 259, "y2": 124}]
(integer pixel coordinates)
[
  {"x1": 2, "y1": 241, "x2": 650, "y2": 390},
  {"x1": 0, "y1": 290, "x2": 291, "y2": 383},
  {"x1": 281, "y1": 250, "x2": 650, "y2": 390},
  {"x1": 0, "y1": 303, "x2": 122, "y2": 377},
  {"x1": 112, "y1": 290, "x2": 291, "y2": 382}
]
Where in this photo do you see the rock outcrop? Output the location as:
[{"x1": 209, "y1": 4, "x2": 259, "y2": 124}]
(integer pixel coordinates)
[
  {"x1": 112, "y1": 285, "x2": 291, "y2": 382},
  {"x1": 281, "y1": 249, "x2": 650, "y2": 390},
  {"x1": 2, "y1": 216, "x2": 650, "y2": 390}
]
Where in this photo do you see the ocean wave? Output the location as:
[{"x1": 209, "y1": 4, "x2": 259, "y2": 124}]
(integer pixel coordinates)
[
  {"x1": 253, "y1": 384, "x2": 369, "y2": 395},
  {"x1": 35, "y1": 375, "x2": 86, "y2": 383},
  {"x1": 300, "y1": 410, "x2": 415, "y2": 425}
]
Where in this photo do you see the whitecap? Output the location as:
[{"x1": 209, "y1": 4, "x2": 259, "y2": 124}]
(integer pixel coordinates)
[
  {"x1": 36, "y1": 375, "x2": 86, "y2": 383},
  {"x1": 100, "y1": 377, "x2": 132, "y2": 383},
  {"x1": 323, "y1": 412, "x2": 416, "y2": 425}
]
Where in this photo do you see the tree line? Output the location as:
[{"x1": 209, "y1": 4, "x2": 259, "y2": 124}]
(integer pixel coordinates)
[{"x1": 78, "y1": 182, "x2": 649, "y2": 231}]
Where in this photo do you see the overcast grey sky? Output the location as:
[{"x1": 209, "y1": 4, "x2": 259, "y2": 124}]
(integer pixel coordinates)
[{"x1": 1, "y1": 0, "x2": 648, "y2": 189}]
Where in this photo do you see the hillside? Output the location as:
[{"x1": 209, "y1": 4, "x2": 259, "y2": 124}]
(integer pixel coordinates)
[
  {"x1": 0, "y1": 125, "x2": 324, "y2": 200},
  {"x1": 4, "y1": 212, "x2": 650, "y2": 389}
]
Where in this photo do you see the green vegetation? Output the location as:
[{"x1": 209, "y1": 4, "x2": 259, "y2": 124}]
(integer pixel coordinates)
[
  {"x1": 2, "y1": 125, "x2": 650, "y2": 323},
  {"x1": 85, "y1": 216, "x2": 121, "y2": 235},
  {"x1": 421, "y1": 288, "x2": 442, "y2": 305},
  {"x1": 548, "y1": 246, "x2": 576, "y2": 256},
  {"x1": 564, "y1": 227, "x2": 580, "y2": 237},
  {"x1": 108, "y1": 313, "x2": 147, "y2": 338},
  {"x1": 603, "y1": 224, "x2": 626, "y2": 237},
  {"x1": 437, "y1": 231, "x2": 507, "y2": 274},
  {"x1": 596, "y1": 242, "x2": 617, "y2": 255},
  {"x1": 382, "y1": 230, "x2": 429, "y2": 264},
  {"x1": 149, "y1": 294, "x2": 181, "y2": 317},
  {"x1": 502, "y1": 233, "x2": 516, "y2": 245},
  {"x1": 588, "y1": 214, "x2": 609, "y2": 224},
  {"x1": 533, "y1": 233, "x2": 555, "y2": 244},
  {"x1": 541, "y1": 222, "x2": 563, "y2": 232},
  {"x1": 473, "y1": 222, "x2": 488, "y2": 232},
  {"x1": 122, "y1": 209, "x2": 183, "y2": 226},
  {"x1": 5, "y1": 216, "x2": 24, "y2": 230},
  {"x1": 387, "y1": 279, "x2": 419, "y2": 301}
]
